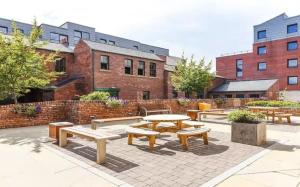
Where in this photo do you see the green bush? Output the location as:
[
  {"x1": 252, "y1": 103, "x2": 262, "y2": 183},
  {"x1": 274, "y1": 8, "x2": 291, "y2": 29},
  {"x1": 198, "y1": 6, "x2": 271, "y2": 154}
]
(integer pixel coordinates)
[
  {"x1": 177, "y1": 98, "x2": 191, "y2": 106},
  {"x1": 80, "y1": 92, "x2": 110, "y2": 102},
  {"x1": 246, "y1": 100, "x2": 300, "y2": 108},
  {"x1": 106, "y1": 98, "x2": 124, "y2": 108},
  {"x1": 13, "y1": 105, "x2": 38, "y2": 117},
  {"x1": 228, "y1": 110, "x2": 265, "y2": 124}
]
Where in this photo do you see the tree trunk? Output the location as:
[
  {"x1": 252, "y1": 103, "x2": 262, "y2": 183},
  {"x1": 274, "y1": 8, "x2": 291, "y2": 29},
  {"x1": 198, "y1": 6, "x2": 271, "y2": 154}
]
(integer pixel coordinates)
[{"x1": 13, "y1": 92, "x2": 18, "y2": 104}]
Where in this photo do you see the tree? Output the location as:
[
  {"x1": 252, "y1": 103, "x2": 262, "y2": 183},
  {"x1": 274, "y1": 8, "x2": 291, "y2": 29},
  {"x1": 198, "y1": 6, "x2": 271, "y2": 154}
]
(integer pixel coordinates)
[
  {"x1": 171, "y1": 56, "x2": 213, "y2": 98},
  {"x1": 0, "y1": 20, "x2": 58, "y2": 104}
]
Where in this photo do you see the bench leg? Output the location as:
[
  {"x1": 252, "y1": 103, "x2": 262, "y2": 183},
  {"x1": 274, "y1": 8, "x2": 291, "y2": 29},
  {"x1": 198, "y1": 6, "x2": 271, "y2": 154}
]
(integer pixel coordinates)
[
  {"x1": 278, "y1": 117, "x2": 283, "y2": 124},
  {"x1": 198, "y1": 114, "x2": 202, "y2": 121},
  {"x1": 96, "y1": 140, "x2": 106, "y2": 164},
  {"x1": 91, "y1": 122, "x2": 96, "y2": 130},
  {"x1": 287, "y1": 116, "x2": 291, "y2": 124},
  {"x1": 181, "y1": 135, "x2": 188, "y2": 150},
  {"x1": 59, "y1": 129, "x2": 67, "y2": 147},
  {"x1": 202, "y1": 132, "x2": 208, "y2": 145},
  {"x1": 148, "y1": 136, "x2": 156, "y2": 149},
  {"x1": 128, "y1": 134, "x2": 133, "y2": 145}
]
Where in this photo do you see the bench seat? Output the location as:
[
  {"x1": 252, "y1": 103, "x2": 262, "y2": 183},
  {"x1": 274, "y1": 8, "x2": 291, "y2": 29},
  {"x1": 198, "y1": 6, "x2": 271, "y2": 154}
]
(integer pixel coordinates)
[
  {"x1": 198, "y1": 112, "x2": 228, "y2": 121},
  {"x1": 91, "y1": 116, "x2": 143, "y2": 130},
  {"x1": 129, "y1": 121, "x2": 152, "y2": 128},
  {"x1": 182, "y1": 120, "x2": 204, "y2": 128},
  {"x1": 177, "y1": 128, "x2": 211, "y2": 150},
  {"x1": 126, "y1": 127, "x2": 160, "y2": 149},
  {"x1": 275, "y1": 113, "x2": 292, "y2": 124},
  {"x1": 59, "y1": 126, "x2": 120, "y2": 164}
]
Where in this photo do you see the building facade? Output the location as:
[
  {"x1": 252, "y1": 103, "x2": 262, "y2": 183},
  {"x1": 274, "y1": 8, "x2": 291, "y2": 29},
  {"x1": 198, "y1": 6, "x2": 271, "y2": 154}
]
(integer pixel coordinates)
[
  {"x1": 216, "y1": 13, "x2": 300, "y2": 99},
  {"x1": 0, "y1": 17, "x2": 182, "y2": 102}
]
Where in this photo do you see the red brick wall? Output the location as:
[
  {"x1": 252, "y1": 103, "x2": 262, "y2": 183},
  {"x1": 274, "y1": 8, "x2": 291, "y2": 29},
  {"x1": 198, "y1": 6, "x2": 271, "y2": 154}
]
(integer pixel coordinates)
[{"x1": 216, "y1": 36, "x2": 300, "y2": 90}]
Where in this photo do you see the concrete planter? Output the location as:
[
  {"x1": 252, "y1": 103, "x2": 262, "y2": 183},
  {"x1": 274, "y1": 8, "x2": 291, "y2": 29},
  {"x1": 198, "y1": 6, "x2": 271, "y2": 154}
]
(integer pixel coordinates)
[{"x1": 231, "y1": 122, "x2": 266, "y2": 146}]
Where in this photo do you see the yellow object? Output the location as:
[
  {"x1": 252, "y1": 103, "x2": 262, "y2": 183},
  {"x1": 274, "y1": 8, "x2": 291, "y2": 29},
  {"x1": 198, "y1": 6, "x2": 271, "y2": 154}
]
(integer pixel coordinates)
[{"x1": 198, "y1": 103, "x2": 211, "y2": 111}]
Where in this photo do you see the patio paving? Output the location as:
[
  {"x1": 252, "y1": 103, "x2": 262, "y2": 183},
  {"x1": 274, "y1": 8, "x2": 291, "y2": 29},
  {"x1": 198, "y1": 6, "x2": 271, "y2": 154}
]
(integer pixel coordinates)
[{"x1": 48, "y1": 125, "x2": 273, "y2": 187}]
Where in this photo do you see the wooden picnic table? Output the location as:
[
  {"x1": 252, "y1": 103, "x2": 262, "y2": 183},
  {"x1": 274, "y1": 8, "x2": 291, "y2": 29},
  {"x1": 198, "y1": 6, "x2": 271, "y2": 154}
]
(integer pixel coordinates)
[
  {"x1": 143, "y1": 114, "x2": 191, "y2": 131},
  {"x1": 247, "y1": 106, "x2": 280, "y2": 123}
]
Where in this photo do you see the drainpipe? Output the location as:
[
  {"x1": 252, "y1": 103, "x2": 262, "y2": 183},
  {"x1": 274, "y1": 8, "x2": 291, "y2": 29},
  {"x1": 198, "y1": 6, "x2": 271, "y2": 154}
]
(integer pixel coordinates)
[{"x1": 92, "y1": 49, "x2": 95, "y2": 91}]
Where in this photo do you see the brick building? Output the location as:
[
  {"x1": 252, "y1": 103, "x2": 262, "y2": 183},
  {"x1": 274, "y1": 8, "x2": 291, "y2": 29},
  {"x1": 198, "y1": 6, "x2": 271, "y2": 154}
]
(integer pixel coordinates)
[
  {"x1": 215, "y1": 13, "x2": 300, "y2": 100},
  {"x1": 0, "y1": 17, "x2": 184, "y2": 101}
]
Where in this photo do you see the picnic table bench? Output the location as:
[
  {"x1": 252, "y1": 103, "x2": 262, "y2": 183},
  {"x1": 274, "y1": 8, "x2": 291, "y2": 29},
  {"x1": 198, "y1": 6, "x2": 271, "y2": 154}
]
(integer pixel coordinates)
[
  {"x1": 59, "y1": 126, "x2": 120, "y2": 164},
  {"x1": 126, "y1": 127, "x2": 160, "y2": 149},
  {"x1": 177, "y1": 128, "x2": 211, "y2": 150},
  {"x1": 198, "y1": 112, "x2": 228, "y2": 121},
  {"x1": 275, "y1": 113, "x2": 292, "y2": 124},
  {"x1": 91, "y1": 116, "x2": 143, "y2": 130}
]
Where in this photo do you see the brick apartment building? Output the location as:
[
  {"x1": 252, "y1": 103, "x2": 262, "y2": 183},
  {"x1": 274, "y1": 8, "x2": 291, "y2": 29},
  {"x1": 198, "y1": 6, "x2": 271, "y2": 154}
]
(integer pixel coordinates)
[
  {"x1": 215, "y1": 13, "x2": 300, "y2": 100},
  {"x1": 0, "y1": 17, "x2": 182, "y2": 102}
]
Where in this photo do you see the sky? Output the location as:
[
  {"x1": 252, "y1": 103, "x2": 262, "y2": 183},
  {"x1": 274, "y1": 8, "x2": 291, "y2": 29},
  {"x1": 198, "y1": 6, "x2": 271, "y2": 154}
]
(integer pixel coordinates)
[{"x1": 1, "y1": 0, "x2": 300, "y2": 70}]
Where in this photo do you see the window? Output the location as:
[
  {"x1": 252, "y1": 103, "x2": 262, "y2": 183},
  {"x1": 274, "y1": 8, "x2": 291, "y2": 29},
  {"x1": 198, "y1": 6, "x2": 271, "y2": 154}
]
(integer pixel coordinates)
[
  {"x1": 150, "y1": 62, "x2": 156, "y2": 77},
  {"x1": 258, "y1": 62, "x2": 267, "y2": 71},
  {"x1": 236, "y1": 94, "x2": 245, "y2": 98},
  {"x1": 236, "y1": 59, "x2": 243, "y2": 77},
  {"x1": 108, "y1": 40, "x2": 115, "y2": 45},
  {"x1": 143, "y1": 91, "x2": 150, "y2": 100},
  {"x1": 133, "y1": 45, "x2": 138, "y2": 50},
  {"x1": 74, "y1": 30, "x2": 90, "y2": 43},
  {"x1": 172, "y1": 87, "x2": 178, "y2": 98},
  {"x1": 287, "y1": 41, "x2": 298, "y2": 51},
  {"x1": 0, "y1": 26, "x2": 8, "y2": 34},
  {"x1": 124, "y1": 59, "x2": 133, "y2": 74},
  {"x1": 257, "y1": 30, "x2": 266, "y2": 39},
  {"x1": 288, "y1": 76, "x2": 298, "y2": 85},
  {"x1": 100, "y1": 56, "x2": 109, "y2": 70},
  {"x1": 82, "y1": 32, "x2": 90, "y2": 40},
  {"x1": 250, "y1": 94, "x2": 260, "y2": 98},
  {"x1": 257, "y1": 46, "x2": 267, "y2": 55},
  {"x1": 225, "y1": 94, "x2": 232, "y2": 98},
  {"x1": 288, "y1": 58, "x2": 298, "y2": 68},
  {"x1": 55, "y1": 58, "x2": 66, "y2": 72},
  {"x1": 138, "y1": 61, "x2": 145, "y2": 76},
  {"x1": 150, "y1": 50, "x2": 154, "y2": 53},
  {"x1": 17, "y1": 28, "x2": 24, "y2": 33},
  {"x1": 212, "y1": 95, "x2": 219, "y2": 98},
  {"x1": 50, "y1": 33, "x2": 68, "y2": 44},
  {"x1": 287, "y1": 23, "x2": 298, "y2": 34},
  {"x1": 100, "y1": 39, "x2": 107, "y2": 44}
]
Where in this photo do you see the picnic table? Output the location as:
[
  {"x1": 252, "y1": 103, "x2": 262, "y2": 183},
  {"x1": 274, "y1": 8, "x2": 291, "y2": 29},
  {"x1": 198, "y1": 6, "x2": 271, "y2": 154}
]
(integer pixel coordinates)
[
  {"x1": 247, "y1": 106, "x2": 279, "y2": 123},
  {"x1": 143, "y1": 114, "x2": 190, "y2": 131}
]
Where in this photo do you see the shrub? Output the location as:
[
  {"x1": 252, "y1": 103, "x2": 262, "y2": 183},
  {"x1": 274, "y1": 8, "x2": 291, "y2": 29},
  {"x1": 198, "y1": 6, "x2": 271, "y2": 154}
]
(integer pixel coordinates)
[
  {"x1": 246, "y1": 100, "x2": 300, "y2": 108},
  {"x1": 228, "y1": 110, "x2": 265, "y2": 124},
  {"x1": 80, "y1": 92, "x2": 110, "y2": 102},
  {"x1": 215, "y1": 98, "x2": 225, "y2": 107},
  {"x1": 177, "y1": 98, "x2": 191, "y2": 106},
  {"x1": 106, "y1": 98, "x2": 124, "y2": 108},
  {"x1": 13, "y1": 104, "x2": 40, "y2": 117}
]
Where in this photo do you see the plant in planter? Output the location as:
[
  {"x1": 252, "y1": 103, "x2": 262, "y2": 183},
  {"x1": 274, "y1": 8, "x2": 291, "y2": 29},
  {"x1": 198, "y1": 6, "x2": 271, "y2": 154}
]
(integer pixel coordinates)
[
  {"x1": 177, "y1": 97, "x2": 191, "y2": 107},
  {"x1": 215, "y1": 98, "x2": 225, "y2": 108},
  {"x1": 228, "y1": 110, "x2": 266, "y2": 146},
  {"x1": 106, "y1": 98, "x2": 124, "y2": 108}
]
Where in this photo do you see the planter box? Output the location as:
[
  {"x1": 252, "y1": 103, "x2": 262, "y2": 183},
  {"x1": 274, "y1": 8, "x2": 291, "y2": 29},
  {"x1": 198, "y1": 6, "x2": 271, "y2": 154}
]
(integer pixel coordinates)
[{"x1": 231, "y1": 122, "x2": 266, "y2": 146}]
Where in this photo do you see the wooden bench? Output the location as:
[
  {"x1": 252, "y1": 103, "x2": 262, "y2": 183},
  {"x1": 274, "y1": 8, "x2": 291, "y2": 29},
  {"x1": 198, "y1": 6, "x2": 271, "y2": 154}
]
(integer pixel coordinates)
[
  {"x1": 177, "y1": 128, "x2": 211, "y2": 150},
  {"x1": 91, "y1": 116, "x2": 143, "y2": 130},
  {"x1": 198, "y1": 112, "x2": 228, "y2": 121},
  {"x1": 59, "y1": 126, "x2": 120, "y2": 164},
  {"x1": 206, "y1": 109, "x2": 225, "y2": 113},
  {"x1": 139, "y1": 105, "x2": 171, "y2": 116},
  {"x1": 129, "y1": 121, "x2": 152, "y2": 128},
  {"x1": 182, "y1": 120, "x2": 204, "y2": 129},
  {"x1": 126, "y1": 127, "x2": 160, "y2": 149},
  {"x1": 275, "y1": 113, "x2": 292, "y2": 124}
]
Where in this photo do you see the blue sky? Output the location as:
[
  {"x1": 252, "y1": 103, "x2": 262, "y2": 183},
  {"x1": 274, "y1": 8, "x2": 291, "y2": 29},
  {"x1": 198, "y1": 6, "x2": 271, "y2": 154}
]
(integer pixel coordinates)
[{"x1": 1, "y1": 0, "x2": 300, "y2": 70}]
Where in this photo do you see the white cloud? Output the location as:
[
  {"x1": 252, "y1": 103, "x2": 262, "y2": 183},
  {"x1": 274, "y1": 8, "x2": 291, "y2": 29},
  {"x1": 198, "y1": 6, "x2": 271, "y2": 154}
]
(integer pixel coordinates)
[{"x1": 1, "y1": 0, "x2": 300, "y2": 70}]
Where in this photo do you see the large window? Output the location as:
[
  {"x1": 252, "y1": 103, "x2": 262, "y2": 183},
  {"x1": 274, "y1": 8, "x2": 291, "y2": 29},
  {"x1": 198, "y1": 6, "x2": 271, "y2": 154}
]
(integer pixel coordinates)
[
  {"x1": 236, "y1": 59, "x2": 243, "y2": 77},
  {"x1": 138, "y1": 61, "x2": 145, "y2": 76},
  {"x1": 108, "y1": 40, "x2": 115, "y2": 45},
  {"x1": 50, "y1": 33, "x2": 68, "y2": 44},
  {"x1": 124, "y1": 59, "x2": 133, "y2": 75},
  {"x1": 257, "y1": 30, "x2": 266, "y2": 39},
  {"x1": 250, "y1": 94, "x2": 260, "y2": 98},
  {"x1": 288, "y1": 58, "x2": 298, "y2": 68},
  {"x1": 74, "y1": 30, "x2": 90, "y2": 43},
  {"x1": 143, "y1": 91, "x2": 150, "y2": 100},
  {"x1": 257, "y1": 46, "x2": 267, "y2": 55},
  {"x1": 287, "y1": 23, "x2": 298, "y2": 34},
  {"x1": 150, "y1": 62, "x2": 157, "y2": 77},
  {"x1": 0, "y1": 26, "x2": 8, "y2": 34},
  {"x1": 288, "y1": 76, "x2": 298, "y2": 85},
  {"x1": 55, "y1": 58, "x2": 66, "y2": 72},
  {"x1": 287, "y1": 41, "x2": 298, "y2": 51},
  {"x1": 258, "y1": 62, "x2": 267, "y2": 71},
  {"x1": 236, "y1": 94, "x2": 245, "y2": 98},
  {"x1": 100, "y1": 56, "x2": 109, "y2": 70}
]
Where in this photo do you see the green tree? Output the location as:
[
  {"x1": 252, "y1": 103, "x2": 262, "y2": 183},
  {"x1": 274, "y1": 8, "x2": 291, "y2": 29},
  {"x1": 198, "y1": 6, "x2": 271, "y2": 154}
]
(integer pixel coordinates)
[
  {"x1": 171, "y1": 56, "x2": 213, "y2": 98},
  {"x1": 0, "y1": 20, "x2": 58, "y2": 104}
]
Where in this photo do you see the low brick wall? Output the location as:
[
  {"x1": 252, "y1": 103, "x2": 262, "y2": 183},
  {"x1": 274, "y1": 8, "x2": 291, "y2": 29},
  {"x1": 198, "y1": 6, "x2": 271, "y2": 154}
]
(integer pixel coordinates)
[{"x1": 0, "y1": 98, "x2": 255, "y2": 128}]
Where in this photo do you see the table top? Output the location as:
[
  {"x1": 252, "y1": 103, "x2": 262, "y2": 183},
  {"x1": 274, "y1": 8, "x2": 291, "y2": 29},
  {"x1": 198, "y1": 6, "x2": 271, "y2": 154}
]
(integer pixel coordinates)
[{"x1": 143, "y1": 114, "x2": 191, "y2": 122}]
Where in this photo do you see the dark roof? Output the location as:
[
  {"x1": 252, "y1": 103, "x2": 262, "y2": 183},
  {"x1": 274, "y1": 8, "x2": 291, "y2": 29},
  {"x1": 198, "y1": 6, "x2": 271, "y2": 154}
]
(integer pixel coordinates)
[{"x1": 210, "y1": 79, "x2": 278, "y2": 93}]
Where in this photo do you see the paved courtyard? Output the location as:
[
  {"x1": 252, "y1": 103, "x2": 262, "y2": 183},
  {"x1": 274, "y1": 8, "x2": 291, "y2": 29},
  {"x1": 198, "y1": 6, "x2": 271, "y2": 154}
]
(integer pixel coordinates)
[{"x1": 49, "y1": 124, "x2": 273, "y2": 187}]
